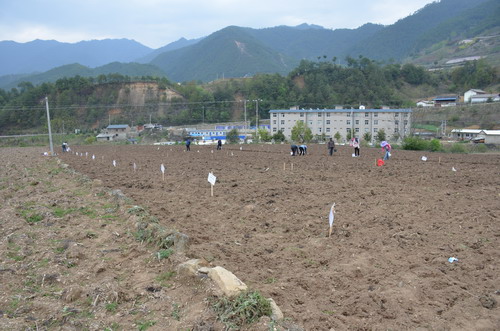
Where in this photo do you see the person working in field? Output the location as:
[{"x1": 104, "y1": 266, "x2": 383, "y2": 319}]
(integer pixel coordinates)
[
  {"x1": 381, "y1": 141, "x2": 391, "y2": 160},
  {"x1": 186, "y1": 138, "x2": 191, "y2": 151},
  {"x1": 290, "y1": 144, "x2": 298, "y2": 156},
  {"x1": 327, "y1": 138, "x2": 336, "y2": 156},
  {"x1": 217, "y1": 139, "x2": 222, "y2": 150},
  {"x1": 299, "y1": 144, "x2": 307, "y2": 155},
  {"x1": 351, "y1": 137, "x2": 360, "y2": 157}
]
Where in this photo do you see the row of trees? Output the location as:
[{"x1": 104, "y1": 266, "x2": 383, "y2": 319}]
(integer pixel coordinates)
[{"x1": 0, "y1": 58, "x2": 497, "y2": 134}]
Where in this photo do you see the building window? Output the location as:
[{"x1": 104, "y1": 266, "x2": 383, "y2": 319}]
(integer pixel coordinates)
[
  {"x1": 364, "y1": 128, "x2": 369, "y2": 132},
  {"x1": 365, "y1": 112, "x2": 369, "y2": 117},
  {"x1": 347, "y1": 113, "x2": 351, "y2": 117},
  {"x1": 346, "y1": 128, "x2": 351, "y2": 132},
  {"x1": 319, "y1": 128, "x2": 322, "y2": 133},
  {"x1": 326, "y1": 128, "x2": 330, "y2": 133},
  {"x1": 403, "y1": 113, "x2": 408, "y2": 118},
  {"x1": 395, "y1": 120, "x2": 399, "y2": 125},
  {"x1": 365, "y1": 120, "x2": 369, "y2": 125},
  {"x1": 318, "y1": 113, "x2": 322, "y2": 117},
  {"x1": 281, "y1": 120, "x2": 285, "y2": 125},
  {"x1": 355, "y1": 128, "x2": 360, "y2": 132},
  {"x1": 326, "y1": 120, "x2": 330, "y2": 124},
  {"x1": 273, "y1": 120, "x2": 276, "y2": 124},
  {"x1": 300, "y1": 113, "x2": 304, "y2": 117},
  {"x1": 300, "y1": 120, "x2": 304, "y2": 123},
  {"x1": 346, "y1": 120, "x2": 351, "y2": 125},
  {"x1": 404, "y1": 120, "x2": 408, "y2": 125},
  {"x1": 355, "y1": 120, "x2": 359, "y2": 124},
  {"x1": 308, "y1": 121, "x2": 313, "y2": 126},
  {"x1": 374, "y1": 113, "x2": 378, "y2": 117},
  {"x1": 326, "y1": 113, "x2": 331, "y2": 117},
  {"x1": 394, "y1": 128, "x2": 399, "y2": 133},
  {"x1": 273, "y1": 128, "x2": 277, "y2": 132},
  {"x1": 395, "y1": 113, "x2": 399, "y2": 117},
  {"x1": 273, "y1": 113, "x2": 277, "y2": 117},
  {"x1": 374, "y1": 120, "x2": 378, "y2": 125},
  {"x1": 374, "y1": 128, "x2": 378, "y2": 132}
]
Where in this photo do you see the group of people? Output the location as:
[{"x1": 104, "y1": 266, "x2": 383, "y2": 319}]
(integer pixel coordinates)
[
  {"x1": 291, "y1": 137, "x2": 392, "y2": 160},
  {"x1": 290, "y1": 144, "x2": 307, "y2": 156},
  {"x1": 185, "y1": 138, "x2": 223, "y2": 151}
]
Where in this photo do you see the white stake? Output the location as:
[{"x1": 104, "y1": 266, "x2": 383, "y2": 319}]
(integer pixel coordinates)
[{"x1": 329, "y1": 203, "x2": 336, "y2": 237}]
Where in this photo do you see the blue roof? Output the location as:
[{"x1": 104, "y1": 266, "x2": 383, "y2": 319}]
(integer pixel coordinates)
[
  {"x1": 433, "y1": 97, "x2": 457, "y2": 101},
  {"x1": 107, "y1": 124, "x2": 129, "y2": 129},
  {"x1": 269, "y1": 108, "x2": 412, "y2": 113}
]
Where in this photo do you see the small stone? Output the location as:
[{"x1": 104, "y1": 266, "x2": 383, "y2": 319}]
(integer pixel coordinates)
[{"x1": 479, "y1": 296, "x2": 497, "y2": 309}]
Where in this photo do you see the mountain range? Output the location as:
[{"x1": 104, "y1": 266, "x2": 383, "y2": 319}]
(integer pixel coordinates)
[{"x1": 0, "y1": 0, "x2": 498, "y2": 88}]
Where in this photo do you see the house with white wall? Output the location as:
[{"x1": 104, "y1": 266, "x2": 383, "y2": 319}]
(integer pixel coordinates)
[{"x1": 464, "y1": 89, "x2": 486, "y2": 103}]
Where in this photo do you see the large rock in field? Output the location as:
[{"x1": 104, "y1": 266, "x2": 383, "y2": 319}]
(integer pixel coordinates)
[
  {"x1": 268, "y1": 298, "x2": 284, "y2": 321},
  {"x1": 208, "y1": 266, "x2": 247, "y2": 297},
  {"x1": 177, "y1": 259, "x2": 209, "y2": 277}
]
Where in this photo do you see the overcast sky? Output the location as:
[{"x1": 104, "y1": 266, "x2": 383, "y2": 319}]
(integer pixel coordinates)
[{"x1": 0, "y1": 0, "x2": 437, "y2": 49}]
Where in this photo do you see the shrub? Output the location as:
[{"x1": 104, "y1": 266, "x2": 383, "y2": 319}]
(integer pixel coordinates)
[
  {"x1": 402, "y1": 137, "x2": 429, "y2": 150},
  {"x1": 448, "y1": 143, "x2": 468, "y2": 154},
  {"x1": 211, "y1": 290, "x2": 272, "y2": 329},
  {"x1": 429, "y1": 139, "x2": 443, "y2": 152}
]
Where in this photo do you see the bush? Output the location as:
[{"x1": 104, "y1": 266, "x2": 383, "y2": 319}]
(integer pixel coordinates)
[
  {"x1": 211, "y1": 290, "x2": 272, "y2": 329},
  {"x1": 448, "y1": 143, "x2": 468, "y2": 154},
  {"x1": 84, "y1": 136, "x2": 96, "y2": 144},
  {"x1": 402, "y1": 137, "x2": 429, "y2": 150},
  {"x1": 429, "y1": 139, "x2": 443, "y2": 152}
]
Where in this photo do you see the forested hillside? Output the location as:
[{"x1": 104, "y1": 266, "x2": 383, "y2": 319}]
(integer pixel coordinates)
[{"x1": 1, "y1": 58, "x2": 497, "y2": 135}]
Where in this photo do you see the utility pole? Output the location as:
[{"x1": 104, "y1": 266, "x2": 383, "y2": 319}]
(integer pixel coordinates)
[
  {"x1": 244, "y1": 100, "x2": 247, "y2": 130},
  {"x1": 45, "y1": 97, "x2": 54, "y2": 156},
  {"x1": 255, "y1": 99, "x2": 259, "y2": 137}
]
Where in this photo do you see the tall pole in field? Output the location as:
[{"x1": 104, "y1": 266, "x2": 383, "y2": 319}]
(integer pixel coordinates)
[
  {"x1": 45, "y1": 96, "x2": 54, "y2": 156},
  {"x1": 255, "y1": 99, "x2": 259, "y2": 137},
  {"x1": 244, "y1": 100, "x2": 247, "y2": 129}
]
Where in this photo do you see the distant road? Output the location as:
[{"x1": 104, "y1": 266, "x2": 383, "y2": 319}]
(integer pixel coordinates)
[{"x1": 0, "y1": 133, "x2": 62, "y2": 138}]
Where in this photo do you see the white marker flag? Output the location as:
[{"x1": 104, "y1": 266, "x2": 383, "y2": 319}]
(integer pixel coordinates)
[
  {"x1": 421, "y1": 156, "x2": 427, "y2": 161},
  {"x1": 92, "y1": 154, "x2": 95, "y2": 160},
  {"x1": 133, "y1": 163, "x2": 137, "y2": 171},
  {"x1": 113, "y1": 160, "x2": 116, "y2": 167},
  {"x1": 328, "y1": 203, "x2": 336, "y2": 237},
  {"x1": 208, "y1": 172, "x2": 216, "y2": 186},
  {"x1": 161, "y1": 164, "x2": 165, "y2": 174}
]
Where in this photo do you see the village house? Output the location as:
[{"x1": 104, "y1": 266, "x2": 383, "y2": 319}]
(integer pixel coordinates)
[
  {"x1": 96, "y1": 124, "x2": 131, "y2": 141},
  {"x1": 470, "y1": 94, "x2": 500, "y2": 103},
  {"x1": 433, "y1": 96, "x2": 459, "y2": 107},
  {"x1": 464, "y1": 89, "x2": 486, "y2": 103}
]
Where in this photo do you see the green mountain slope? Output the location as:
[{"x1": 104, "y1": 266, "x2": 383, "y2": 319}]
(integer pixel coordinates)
[
  {"x1": 151, "y1": 26, "x2": 298, "y2": 82},
  {"x1": 346, "y1": 0, "x2": 491, "y2": 61},
  {"x1": 0, "y1": 62, "x2": 168, "y2": 89}
]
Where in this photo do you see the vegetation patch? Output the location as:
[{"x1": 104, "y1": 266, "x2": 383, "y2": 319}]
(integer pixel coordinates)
[{"x1": 211, "y1": 290, "x2": 272, "y2": 330}]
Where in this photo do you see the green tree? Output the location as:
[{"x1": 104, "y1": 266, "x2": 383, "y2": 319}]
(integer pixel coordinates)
[
  {"x1": 226, "y1": 128, "x2": 240, "y2": 144},
  {"x1": 363, "y1": 132, "x2": 372, "y2": 143},
  {"x1": 376, "y1": 129, "x2": 386, "y2": 142},
  {"x1": 334, "y1": 131, "x2": 342, "y2": 143},
  {"x1": 258, "y1": 128, "x2": 272, "y2": 142},
  {"x1": 272, "y1": 130, "x2": 285, "y2": 143},
  {"x1": 291, "y1": 121, "x2": 312, "y2": 143}
]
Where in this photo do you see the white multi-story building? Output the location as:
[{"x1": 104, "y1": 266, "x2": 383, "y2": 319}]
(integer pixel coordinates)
[{"x1": 269, "y1": 108, "x2": 412, "y2": 143}]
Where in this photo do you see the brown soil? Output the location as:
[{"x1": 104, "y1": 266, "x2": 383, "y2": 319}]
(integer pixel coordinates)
[{"x1": 1, "y1": 145, "x2": 499, "y2": 330}]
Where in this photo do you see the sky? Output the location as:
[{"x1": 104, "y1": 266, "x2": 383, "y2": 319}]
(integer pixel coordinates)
[{"x1": 0, "y1": 0, "x2": 437, "y2": 49}]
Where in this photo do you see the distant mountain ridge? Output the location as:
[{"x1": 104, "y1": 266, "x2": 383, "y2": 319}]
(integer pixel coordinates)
[
  {"x1": 0, "y1": 0, "x2": 498, "y2": 86},
  {"x1": 0, "y1": 39, "x2": 152, "y2": 76}
]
